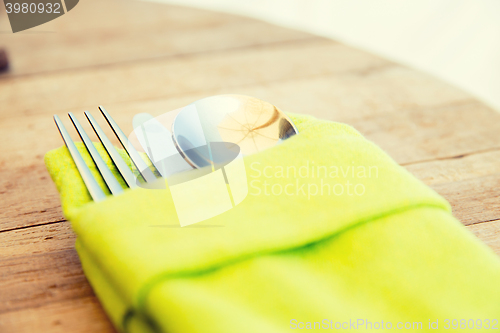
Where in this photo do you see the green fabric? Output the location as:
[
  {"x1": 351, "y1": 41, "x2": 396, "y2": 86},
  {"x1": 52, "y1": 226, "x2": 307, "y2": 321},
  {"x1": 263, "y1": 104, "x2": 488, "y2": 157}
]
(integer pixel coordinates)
[{"x1": 45, "y1": 115, "x2": 500, "y2": 333}]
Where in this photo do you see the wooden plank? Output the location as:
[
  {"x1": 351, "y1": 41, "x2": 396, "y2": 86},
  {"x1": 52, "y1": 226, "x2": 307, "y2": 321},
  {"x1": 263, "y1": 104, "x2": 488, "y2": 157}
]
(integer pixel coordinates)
[
  {"x1": 0, "y1": 297, "x2": 115, "y2": 333},
  {"x1": 0, "y1": 223, "x2": 115, "y2": 332},
  {"x1": 0, "y1": 41, "x2": 387, "y2": 118},
  {"x1": 350, "y1": 100, "x2": 500, "y2": 165},
  {"x1": 431, "y1": 174, "x2": 500, "y2": 226},
  {"x1": 0, "y1": 64, "x2": 476, "y2": 171},
  {"x1": 0, "y1": 223, "x2": 87, "y2": 314},
  {"x1": 0, "y1": 0, "x2": 313, "y2": 76},
  {"x1": 0, "y1": 166, "x2": 64, "y2": 232},
  {"x1": 236, "y1": 65, "x2": 473, "y2": 123},
  {"x1": 404, "y1": 150, "x2": 500, "y2": 186},
  {"x1": 406, "y1": 150, "x2": 500, "y2": 225},
  {"x1": 0, "y1": 39, "x2": 388, "y2": 120},
  {"x1": 0, "y1": 220, "x2": 73, "y2": 258}
]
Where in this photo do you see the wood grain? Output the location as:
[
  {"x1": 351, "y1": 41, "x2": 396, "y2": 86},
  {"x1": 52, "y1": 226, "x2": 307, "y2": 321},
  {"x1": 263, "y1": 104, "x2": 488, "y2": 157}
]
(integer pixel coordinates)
[
  {"x1": 0, "y1": 224, "x2": 115, "y2": 332},
  {"x1": 1, "y1": 0, "x2": 499, "y2": 332},
  {"x1": 0, "y1": 39, "x2": 388, "y2": 120},
  {"x1": 0, "y1": 166, "x2": 64, "y2": 232},
  {"x1": 0, "y1": 223, "x2": 99, "y2": 330},
  {"x1": 0, "y1": 297, "x2": 115, "y2": 333},
  {"x1": 0, "y1": 0, "x2": 313, "y2": 76},
  {"x1": 405, "y1": 150, "x2": 500, "y2": 225},
  {"x1": 0, "y1": 63, "x2": 482, "y2": 174}
]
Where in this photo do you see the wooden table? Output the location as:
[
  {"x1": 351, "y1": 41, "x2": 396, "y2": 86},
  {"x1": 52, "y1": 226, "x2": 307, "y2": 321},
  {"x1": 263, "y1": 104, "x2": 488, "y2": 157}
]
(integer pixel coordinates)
[{"x1": 1, "y1": 0, "x2": 499, "y2": 331}]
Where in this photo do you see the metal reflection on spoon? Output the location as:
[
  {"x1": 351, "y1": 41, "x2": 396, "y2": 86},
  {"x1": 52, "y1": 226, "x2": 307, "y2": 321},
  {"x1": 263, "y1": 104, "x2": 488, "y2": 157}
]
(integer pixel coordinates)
[{"x1": 172, "y1": 95, "x2": 298, "y2": 169}]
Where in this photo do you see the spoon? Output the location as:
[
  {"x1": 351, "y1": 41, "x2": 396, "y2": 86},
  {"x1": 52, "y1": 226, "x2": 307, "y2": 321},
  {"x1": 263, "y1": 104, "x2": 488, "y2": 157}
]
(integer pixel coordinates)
[{"x1": 171, "y1": 94, "x2": 298, "y2": 169}]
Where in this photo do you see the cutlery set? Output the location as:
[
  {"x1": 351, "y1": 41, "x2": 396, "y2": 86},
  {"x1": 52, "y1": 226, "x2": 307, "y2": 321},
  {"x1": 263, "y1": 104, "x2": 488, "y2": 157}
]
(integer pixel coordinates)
[{"x1": 53, "y1": 95, "x2": 299, "y2": 202}]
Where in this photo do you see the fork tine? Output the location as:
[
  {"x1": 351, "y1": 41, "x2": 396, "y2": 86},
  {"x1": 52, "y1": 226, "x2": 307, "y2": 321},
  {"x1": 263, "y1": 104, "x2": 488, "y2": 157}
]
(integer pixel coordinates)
[
  {"x1": 68, "y1": 112, "x2": 124, "y2": 196},
  {"x1": 98, "y1": 106, "x2": 158, "y2": 183},
  {"x1": 53, "y1": 115, "x2": 107, "y2": 202},
  {"x1": 85, "y1": 111, "x2": 137, "y2": 189}
]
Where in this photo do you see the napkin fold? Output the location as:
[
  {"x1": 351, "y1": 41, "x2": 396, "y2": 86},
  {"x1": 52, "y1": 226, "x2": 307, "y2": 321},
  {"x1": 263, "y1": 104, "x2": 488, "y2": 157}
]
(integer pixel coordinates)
[{"x1": 45, "y1": 115, "x2": 500, "y2": 333}]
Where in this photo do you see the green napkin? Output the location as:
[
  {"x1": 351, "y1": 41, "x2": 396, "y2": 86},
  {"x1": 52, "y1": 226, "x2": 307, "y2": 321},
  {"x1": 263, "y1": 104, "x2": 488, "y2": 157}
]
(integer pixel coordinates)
[{"x1": 45, "y1": 115, "x2": 500, "y2": 333}]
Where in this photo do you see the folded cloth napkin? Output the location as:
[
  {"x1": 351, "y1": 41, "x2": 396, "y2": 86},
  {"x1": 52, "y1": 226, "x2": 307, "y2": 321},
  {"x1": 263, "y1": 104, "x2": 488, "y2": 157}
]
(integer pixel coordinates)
[{"x1": 45, "y1": 115, "x2": 500, "y2": 333}]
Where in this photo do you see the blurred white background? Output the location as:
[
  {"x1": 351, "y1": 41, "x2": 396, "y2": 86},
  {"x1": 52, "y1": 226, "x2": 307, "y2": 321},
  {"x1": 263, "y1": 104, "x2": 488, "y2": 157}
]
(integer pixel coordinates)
[{"x1": 145, "y1": 0, "x2": 500, "y2": 111}]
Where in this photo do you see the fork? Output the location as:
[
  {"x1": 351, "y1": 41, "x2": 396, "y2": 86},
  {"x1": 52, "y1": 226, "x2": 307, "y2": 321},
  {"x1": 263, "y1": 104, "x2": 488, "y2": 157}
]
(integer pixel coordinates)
[{"x1": 53, "y1": 106, "x2": 159, "y2": 202}]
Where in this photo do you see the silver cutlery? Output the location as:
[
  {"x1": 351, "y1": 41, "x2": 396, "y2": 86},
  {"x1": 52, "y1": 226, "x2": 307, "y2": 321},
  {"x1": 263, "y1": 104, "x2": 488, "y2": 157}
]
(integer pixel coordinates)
[
  {"x1": 53, "y1": 95, "x2": 298, "y2": 202},
  {"x1": 53, "y1": 106, "x2": 159, "y2": 202}
]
